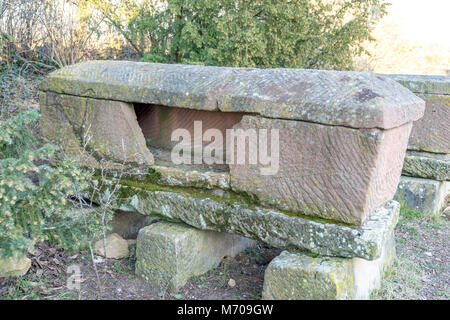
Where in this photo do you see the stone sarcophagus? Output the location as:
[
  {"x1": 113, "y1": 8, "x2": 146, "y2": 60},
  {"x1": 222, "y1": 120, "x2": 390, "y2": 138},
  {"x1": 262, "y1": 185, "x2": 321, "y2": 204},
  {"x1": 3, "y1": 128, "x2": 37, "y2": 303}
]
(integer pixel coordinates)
[
  {"x1": 39, "y1": 61, "x2": 425, "y2": 298},
  {"x1": 40, "y1": 61, "x2": 423, "y2": 222},
  {"x1": 39, "y1": 61, "x2": 425, "y2": 255}
]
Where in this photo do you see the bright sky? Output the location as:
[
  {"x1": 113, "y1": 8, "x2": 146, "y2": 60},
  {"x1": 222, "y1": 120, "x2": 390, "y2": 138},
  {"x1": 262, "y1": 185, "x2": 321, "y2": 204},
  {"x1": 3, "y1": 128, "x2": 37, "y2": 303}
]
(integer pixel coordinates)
[{"x1": 387, "y1": 0, "x2": 450, "y2": 48}]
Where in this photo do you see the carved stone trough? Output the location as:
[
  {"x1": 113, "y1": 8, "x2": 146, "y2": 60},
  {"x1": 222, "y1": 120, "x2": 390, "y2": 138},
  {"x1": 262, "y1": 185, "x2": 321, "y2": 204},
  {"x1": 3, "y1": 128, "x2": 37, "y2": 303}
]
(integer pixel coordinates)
[{"x1": 39, "y1": 61, "x2": 425, "y2": 299}]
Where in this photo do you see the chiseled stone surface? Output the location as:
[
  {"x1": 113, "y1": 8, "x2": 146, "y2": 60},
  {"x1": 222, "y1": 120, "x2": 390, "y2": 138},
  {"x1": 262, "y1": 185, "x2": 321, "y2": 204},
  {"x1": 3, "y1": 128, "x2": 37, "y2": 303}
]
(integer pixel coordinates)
[
  {"x1": 402, "y1": 151, "x2": 450, "y2": 181},
  {"x1": 262, "y1": 231, "x2": 395, "y2": 300},
  {"x1": 40, "y1": 91, "x2": 153, "y2": 165},
  {"x1": 136, "y1": 221, "x2": 254, "y2": 291},
  {"x1": 406, "y1": 94, "x2": 449, "y2": 154},
  {"x1": 0, "y1": 254, "x2": 31, "y2": 277},
  {"x1": 39, "y1": 60, "x2": 424, "y2": 129},
  {"x1": 111, "y1": 179, "x2": 399, "y2": 260},
  {"x1": 39, "y1": 92, "x2": 88, "y2": 161},
  {"x1": 230, "y1": 116, "x2": 411, "y2": 225},
  {"x1": 394, "y1": 176, "x2": 449, "y2": 216},
  {"x1": 388, "y1": 74, "x2": 449, "y2": 154}
]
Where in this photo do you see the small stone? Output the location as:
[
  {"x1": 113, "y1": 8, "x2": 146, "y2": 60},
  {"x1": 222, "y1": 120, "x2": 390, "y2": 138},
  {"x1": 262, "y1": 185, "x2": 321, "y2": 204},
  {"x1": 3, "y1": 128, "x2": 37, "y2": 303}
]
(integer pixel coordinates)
[
  {"x1": 228, "y1": 279, "x2": 236, "y2": 288},
  {"x1": 94, "y1": 233, "x2": 129, "y2": 259},
  {"x1": 222, "y1": 256, "x2": 233, "y2": 264},
  {"x1": 0, "y1": 255, "x2": 31, "y2": 277},
  {"x1": 93, "y1": 256, "x2": 105, "y2": 264},
  {"x1": 424, "y1": 252, "x2": 433, "y2": 257}
]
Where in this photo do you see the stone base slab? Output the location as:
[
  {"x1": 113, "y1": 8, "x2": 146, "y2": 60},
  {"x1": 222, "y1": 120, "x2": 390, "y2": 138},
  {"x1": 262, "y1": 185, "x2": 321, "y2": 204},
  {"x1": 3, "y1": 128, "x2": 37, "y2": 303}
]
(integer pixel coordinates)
[
  {"x1": 112, "y1": 179, "x2": 399, "y2": 260},
  {"x1": 262, "y1": 231, "x2": 395, "y2": 300},
  {"x1": 402, "y1": 151, "x2": 450, "y2": 181},
  {"x1": 394, "y1": 176, "x2": 449, "y2": 216},
  {"x1": 136, "y1": 221, "x2": 255, "y2": 291}
]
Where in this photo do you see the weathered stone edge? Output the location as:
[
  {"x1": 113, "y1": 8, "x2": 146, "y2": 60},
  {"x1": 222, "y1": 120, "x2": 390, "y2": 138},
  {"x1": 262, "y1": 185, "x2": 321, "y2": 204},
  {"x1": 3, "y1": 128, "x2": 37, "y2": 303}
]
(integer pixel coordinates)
[
  {"x1": 153, "y1": 165, "x2": 230, "y2": 190},
  {"x1": 394, "y1": 176, "x2": 449, "y2": 216},
  {"x1": 402, "y1": 152, "x2": 450, "y2": 181},
  {"x1": 111, "y1": 182, "x2": 399, "y2": 260},
  {"x1": 387, "y1": 74, "x2": 450, "y2": 95}
]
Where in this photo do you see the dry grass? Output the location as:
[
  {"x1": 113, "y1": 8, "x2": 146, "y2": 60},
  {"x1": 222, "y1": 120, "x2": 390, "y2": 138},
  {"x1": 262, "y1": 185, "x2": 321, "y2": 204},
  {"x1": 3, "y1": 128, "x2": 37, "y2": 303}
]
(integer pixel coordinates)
[
  {"x1": 372, "y1": 209, "x2": 449, "y2": 300},
  {"x1": 0, "y1": 69, "x2": 40, "y2": 120},
  {"x1": 373, "y1": 256, "x2": 425, "y2": 300}
]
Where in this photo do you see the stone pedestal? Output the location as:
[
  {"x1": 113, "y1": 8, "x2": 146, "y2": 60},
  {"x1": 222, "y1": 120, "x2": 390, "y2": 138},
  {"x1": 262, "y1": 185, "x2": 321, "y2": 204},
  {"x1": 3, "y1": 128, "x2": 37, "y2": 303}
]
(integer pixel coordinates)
[
  {"x1": 262, "y1": 231, "x2": 396, "y2": 300},
  {"x1": 395, "y1": 150, "x2": 449, "y2": 217},
  {"x1": 395, "y1": 176, "x2": 449, "y2": 216},
  {"x1": 135, "y1": 221, "x2": 255, "y2": 291}
]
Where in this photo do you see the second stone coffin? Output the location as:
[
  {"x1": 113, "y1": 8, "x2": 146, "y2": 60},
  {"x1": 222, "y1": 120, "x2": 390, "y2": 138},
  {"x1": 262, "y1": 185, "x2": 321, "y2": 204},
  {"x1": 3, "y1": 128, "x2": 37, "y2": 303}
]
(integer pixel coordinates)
[
  {"x1": 388, "y1": 74, "x2": 450, "y2": 154},
  {"x1": 230, "y1": 116, "x2": 413, "y2": 225}
]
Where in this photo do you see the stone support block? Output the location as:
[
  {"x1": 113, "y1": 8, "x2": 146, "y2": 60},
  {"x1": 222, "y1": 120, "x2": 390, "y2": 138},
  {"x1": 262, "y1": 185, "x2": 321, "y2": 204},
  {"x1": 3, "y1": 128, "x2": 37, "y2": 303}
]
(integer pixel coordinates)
[
  {"x1": 136, "y1": 221, "x2": 254, "y2": 291},
  {"x1": 394, "y1": 176, "x2": 449, "y2": 216},
  {"x1": 0, "y1": 254, "x2": 31, "y2": 277},
  {"x1": 262, "y1": 231, "x2": 395, "y2": 300}
]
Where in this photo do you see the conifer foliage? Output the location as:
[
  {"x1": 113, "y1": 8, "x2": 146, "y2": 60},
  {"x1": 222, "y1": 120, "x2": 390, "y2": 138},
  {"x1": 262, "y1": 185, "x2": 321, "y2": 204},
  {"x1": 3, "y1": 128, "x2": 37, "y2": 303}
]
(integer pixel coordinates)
[{"x1": 0, "y1": 110, "x2": 101, "y2": 259}]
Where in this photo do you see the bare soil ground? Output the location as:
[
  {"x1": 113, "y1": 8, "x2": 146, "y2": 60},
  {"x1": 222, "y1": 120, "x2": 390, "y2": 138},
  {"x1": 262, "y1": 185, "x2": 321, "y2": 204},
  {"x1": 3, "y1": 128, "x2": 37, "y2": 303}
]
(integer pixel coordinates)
[
  {"x1": 0, "y1": 241, "x2": 281, "y2": 300},
  {"x1": 0, "y1": 209, "x2": 448, "y2": 300}
]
